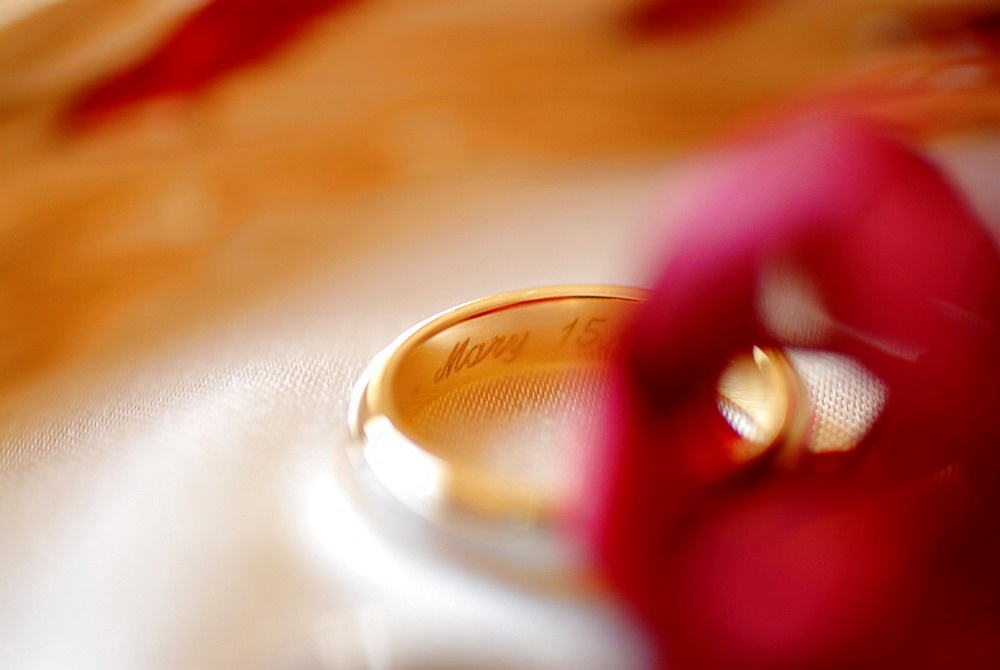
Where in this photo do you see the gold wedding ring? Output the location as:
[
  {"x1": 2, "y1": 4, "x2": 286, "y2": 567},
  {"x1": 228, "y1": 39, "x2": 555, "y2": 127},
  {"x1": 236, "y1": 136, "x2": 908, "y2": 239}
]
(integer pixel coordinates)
[
  {"x1": 349, "y1": 286, "x2": 648, "y2": 540},
  {"x1": 349, "y1": 284, "x2": 885, "y2": 571}
]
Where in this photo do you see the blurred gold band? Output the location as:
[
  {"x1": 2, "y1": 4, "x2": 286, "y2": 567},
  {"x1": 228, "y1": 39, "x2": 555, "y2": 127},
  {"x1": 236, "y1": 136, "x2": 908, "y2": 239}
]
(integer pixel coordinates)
[{"x1": 349, "y1": 285, "x2": 647, "y2": 530}]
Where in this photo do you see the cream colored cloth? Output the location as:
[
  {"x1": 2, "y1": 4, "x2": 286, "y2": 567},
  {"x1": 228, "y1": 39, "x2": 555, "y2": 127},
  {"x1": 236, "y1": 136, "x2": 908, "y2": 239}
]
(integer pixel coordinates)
[
  {"x1": 0, "y1": 164, "x2": 667, "y2": 669},
  {"x1": 4, "y1": 140, "x2": 996, "y2": 668}
]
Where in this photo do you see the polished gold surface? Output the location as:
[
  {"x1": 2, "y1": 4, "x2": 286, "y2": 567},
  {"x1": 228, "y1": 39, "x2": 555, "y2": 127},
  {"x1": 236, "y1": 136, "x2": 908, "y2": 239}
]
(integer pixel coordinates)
[
  {"x1": 717, "y1": 346, "x2": 805, "y2": 464},
  {"x1": 352, "y1": 287, "x2": 889, "y2": 544},
  {"x1": 717, "y1": 346, "x2": 887, "y2": 466},
  {"x1": 350, "y1": 285, "x2": 647, "y2": 532}
]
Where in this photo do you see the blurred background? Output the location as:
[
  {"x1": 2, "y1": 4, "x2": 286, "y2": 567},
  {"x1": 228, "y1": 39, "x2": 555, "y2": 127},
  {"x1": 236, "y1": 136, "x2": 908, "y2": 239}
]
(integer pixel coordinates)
[
  {"x1": 0, "y1": 1, "x2": 998, "y2": 668},
  {"x1": 2, "y1": 0, "x2": 999, "y2": 405}
]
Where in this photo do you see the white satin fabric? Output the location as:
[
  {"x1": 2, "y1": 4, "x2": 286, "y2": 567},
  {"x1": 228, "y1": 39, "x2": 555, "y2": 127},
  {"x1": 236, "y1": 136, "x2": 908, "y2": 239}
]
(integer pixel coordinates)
[{"x1": 0, "y1": 165, "x2": 664, "y2": 669}]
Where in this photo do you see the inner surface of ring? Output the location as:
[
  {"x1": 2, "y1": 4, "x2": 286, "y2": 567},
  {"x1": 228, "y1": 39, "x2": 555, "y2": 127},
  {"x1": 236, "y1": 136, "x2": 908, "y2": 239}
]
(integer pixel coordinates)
[{"x1": 383, "y1": 295, "x2": 642, "y2": 516}]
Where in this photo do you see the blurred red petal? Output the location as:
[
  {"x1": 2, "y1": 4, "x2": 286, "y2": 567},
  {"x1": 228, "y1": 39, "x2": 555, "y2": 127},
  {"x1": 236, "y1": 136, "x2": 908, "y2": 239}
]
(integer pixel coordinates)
[
  {"x1": 623, "y1": 0, "x2": 765, "y2": 37},
  {"x1": 64, "y1": 0, "x2": 359, "y2": 127},
  {"x1": 587, "y1": 116, "x2": 1000, "y2": 668}
]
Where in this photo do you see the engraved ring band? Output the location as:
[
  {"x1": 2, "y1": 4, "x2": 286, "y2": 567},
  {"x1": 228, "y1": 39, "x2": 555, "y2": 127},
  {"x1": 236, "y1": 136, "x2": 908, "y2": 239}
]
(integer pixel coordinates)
[
  {"x1": 347, "y1": 285, "x2": 865, "y2": 571},
  {"x1": 349, "y1": 285, "x2": 648, "y2": 537}
]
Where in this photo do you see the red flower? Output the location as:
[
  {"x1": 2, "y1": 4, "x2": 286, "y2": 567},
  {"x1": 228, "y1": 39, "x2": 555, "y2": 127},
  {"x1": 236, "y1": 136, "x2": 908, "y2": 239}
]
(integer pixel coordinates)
[
  {"x1": 586, "y1": 116, "x2": 1000, "y2": 669},
  {"x1": 65, "y1": 0, "x2": 359, "y2": 126},
  {"x1": 623, "y1": 0, "x2": 765, "y2": 38}
]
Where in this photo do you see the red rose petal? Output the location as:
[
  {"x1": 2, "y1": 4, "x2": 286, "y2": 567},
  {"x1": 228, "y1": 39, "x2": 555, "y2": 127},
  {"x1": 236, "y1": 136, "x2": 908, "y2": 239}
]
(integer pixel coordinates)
[
  {"x1": 587, "y1": 116, "x2": 1000, "y2": 668},
  {"x1": 64, "y1": 0, "x2": 360, "y2": 127},
  {"x1": 623, "y1": 0, "x2": 765, "y2": 38}
]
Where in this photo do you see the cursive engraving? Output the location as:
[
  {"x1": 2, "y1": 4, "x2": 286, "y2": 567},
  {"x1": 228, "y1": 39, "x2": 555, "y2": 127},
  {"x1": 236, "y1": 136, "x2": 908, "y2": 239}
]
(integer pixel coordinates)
[{"x1": 433, "y1": 331, "x2": 530, "y2": 383}]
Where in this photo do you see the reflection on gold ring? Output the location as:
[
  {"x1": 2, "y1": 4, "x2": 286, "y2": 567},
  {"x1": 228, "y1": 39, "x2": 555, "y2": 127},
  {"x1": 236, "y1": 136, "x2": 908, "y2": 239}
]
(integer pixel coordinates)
[
  {"x1": 349, "y1": 285, "x2": 887, "y2": 579},
  {"x1": 349, "y1": 285, "x2": 648, "y2": 533}
]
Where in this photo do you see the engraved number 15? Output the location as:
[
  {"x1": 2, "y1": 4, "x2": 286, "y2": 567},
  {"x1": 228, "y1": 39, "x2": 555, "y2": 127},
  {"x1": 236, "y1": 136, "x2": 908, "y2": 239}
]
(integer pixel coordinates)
[{"x1": 559, "y1": 317, "x2": 607, "y2": 347}]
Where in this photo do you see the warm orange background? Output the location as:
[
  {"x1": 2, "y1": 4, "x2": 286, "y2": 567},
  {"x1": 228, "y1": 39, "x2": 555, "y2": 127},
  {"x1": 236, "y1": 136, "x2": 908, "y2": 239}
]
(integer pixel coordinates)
[{"x1": 1, "y1": 0, "x2": 998, "y2": 406}]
